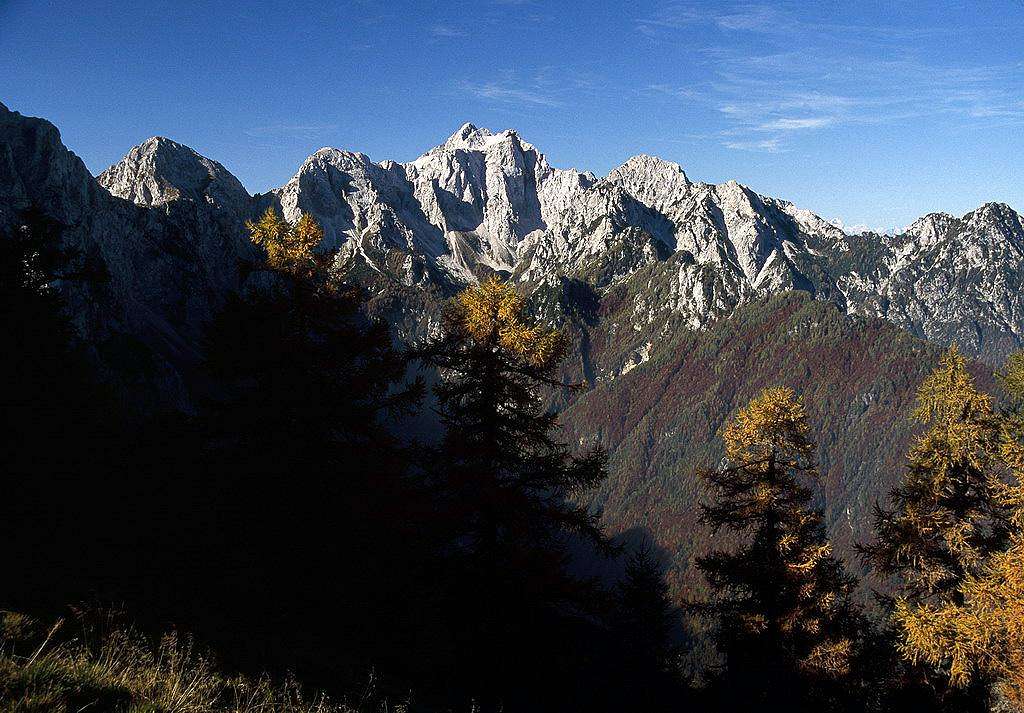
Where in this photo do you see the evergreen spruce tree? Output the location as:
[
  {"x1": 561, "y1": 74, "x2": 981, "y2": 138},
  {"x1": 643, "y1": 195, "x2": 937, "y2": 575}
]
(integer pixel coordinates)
[
  {"x1": 609, "y1": 542, "x2": 682, "y2": 710},
  {"x1": 692, "y1": 386, "x2": 863, "y2": 712},
  {"x1": 614, "y1": 544, "x2": 675, "y2": 672}
]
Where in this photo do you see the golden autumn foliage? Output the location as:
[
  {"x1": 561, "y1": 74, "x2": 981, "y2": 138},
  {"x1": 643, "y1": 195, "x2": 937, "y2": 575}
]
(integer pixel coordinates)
[
  {"x1": 246, "y1": 207, "x2": 325, "y2": 279},
  {"x1": 896, "y1": 525, "x2": 1024, "y2": 707},
  {"x1": 998, "y1": 350, "x2": 1024, "y2": 474},
  {"x1": 449, "y1": 276, "x2": 565, "y2": 368},
  {"x1": 887, "y1": 349, "x2": 1024, "y2": 705},
  {"x1": 861, "y1": 346, "x2": 1015, "y2": 608},
  {"x1": 723, "y1": 386, "x2": 814, "y2": 469}
]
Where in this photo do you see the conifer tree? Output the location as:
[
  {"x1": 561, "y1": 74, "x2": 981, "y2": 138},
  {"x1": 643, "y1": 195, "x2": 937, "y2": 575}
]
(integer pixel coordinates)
[
  {"x1": 416, "y1": 276, "x2": 608, "y2": 558},
  {"x1": 183, "y1": 209, "x2": 430, "y2": 688},
  {"x1": 884, "y1": 351, "x2": 1024, "y2": 709},
  {"x1": 414, "y1": 276, "x2": 609, "y2": 709},
  {"x1": 209, "y1": 208, "x2": 414, "y2": 455},
  {"x1": 614, "y1": 544, "x2": 675, "y2": 672},
  {"x1": 895, "y1": 512, "x2": 1024, "y2": 709},
  {"x1": 246, "y1": 206, "x2": 326, "y2": 279},
  {"x1": 692, "y1": 386, "x2": 862, "y2": 711},
  {"x1": 860, "y1": 346, "x2": 1013, "y2": 604}
]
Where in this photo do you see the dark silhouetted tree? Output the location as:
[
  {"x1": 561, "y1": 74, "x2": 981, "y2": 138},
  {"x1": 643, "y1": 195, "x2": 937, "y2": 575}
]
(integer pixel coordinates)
[
  {"x1": 414, "y1": 276, "x2": 611, "y2": 711},
  {"x1": 607, "y1": 542, "x2": 684, "y2": 710},
  {"x1": 124, "y1": 208, "x2": 436, "y2": 694},
  {"x1": 691, "y1": 386, "x2": 864, "y2": 712}
]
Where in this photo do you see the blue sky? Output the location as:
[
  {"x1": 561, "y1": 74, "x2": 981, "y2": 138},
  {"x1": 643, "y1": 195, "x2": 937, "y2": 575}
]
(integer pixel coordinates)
[{"x1": 2, "y1": 0, "x2": 1022, "y2": 231}]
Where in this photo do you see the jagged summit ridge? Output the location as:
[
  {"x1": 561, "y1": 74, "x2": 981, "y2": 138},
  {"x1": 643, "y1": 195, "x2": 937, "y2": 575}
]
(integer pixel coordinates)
[
  {"x1": 6, "y1": 104, "x2": 1024, "y2": 402},
  {"x1": 92, "y1": 121, "x2": 1024, "y2": 359}
]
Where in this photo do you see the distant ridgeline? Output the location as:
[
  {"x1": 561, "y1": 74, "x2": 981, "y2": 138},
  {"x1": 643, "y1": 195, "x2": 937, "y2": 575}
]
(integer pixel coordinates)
[{"x1": 3, "y1": 101, "x2": 1024, "y2": 710}]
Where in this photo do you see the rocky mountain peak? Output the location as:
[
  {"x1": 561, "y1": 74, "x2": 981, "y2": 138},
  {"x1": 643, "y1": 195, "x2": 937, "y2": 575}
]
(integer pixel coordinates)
[
  {"x1": 98, "y1": 136, "x2": 249, "y2": 212},
  {"x1": 613, "y1": 154, "x2": 689, "y2": 181},
  {"x1": 965, "y1": 202, "x2": 1023, "y2": 234},
  {"x1": 903, "y1": 211, "x2": 955, "y2": 247},
  {"x1": 0, "y1": 103, "x2": 100, "y2": 225},
  {"x1": 438, "y1": 122, "x2": 494, "y2": 152},
  {"x1": 430, "y1": 122, "x2": 534, "y2": 158},
  {"x1": 10, "y1": 101, "x2": 1024, "y2": 388}
]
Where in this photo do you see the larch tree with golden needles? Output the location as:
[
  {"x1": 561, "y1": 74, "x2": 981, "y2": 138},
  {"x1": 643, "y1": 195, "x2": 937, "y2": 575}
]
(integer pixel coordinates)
[
  {"x1": 859, "y1": 346, "x2": 1013, "y2": 606},
  {"x1": 184, "y1": 206, "x2": 429, "y2": 693},
  {"x1": 692, "y1": 386, "x2": 864, "y2": 712},
  {"x1": 414, "y1": 276, "x2": 609, "y2": 707},
  {"x1": 887, "y1": 350, "x2": 1024, "y2": 709},
  {"x1": 416, "y1": 276, "x2": 606, "y2": 556},
  {"x1": 246, "y1": 207, "x2": 326, "y2": 280},
  {"x1": 896, "y1": 511, "x2": 1024, "y2": 710}
]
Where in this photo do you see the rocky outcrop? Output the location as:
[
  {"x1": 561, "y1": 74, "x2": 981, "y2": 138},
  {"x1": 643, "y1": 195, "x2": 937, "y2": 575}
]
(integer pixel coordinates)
[{"x1": 837, "y1": 202, "x2": 1024, "y2": 357}]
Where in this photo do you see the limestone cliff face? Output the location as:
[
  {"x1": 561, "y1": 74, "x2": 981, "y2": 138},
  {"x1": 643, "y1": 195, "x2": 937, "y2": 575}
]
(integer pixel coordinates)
[{"x1": 3, "y1": 105, "x2": 1023, "y2": 409}]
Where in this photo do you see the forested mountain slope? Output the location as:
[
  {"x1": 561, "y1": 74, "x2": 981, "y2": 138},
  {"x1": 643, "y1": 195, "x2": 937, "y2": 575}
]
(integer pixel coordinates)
[{"x1": 556, "y1": 291, "x2": 995, "y2": 592}]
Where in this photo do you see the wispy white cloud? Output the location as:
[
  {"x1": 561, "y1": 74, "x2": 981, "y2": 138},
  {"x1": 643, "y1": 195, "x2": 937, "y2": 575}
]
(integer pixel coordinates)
[
  {"x1": 460, "y1": 80, "x2": 563, "y2": 107},
  {"x1": 758, "y1": 117, "x2": 834, "y2": 130},
  {"x1": 642, "y1": 83, "x2": 702, "y2": 100},
  {"x1": 723, "y1": 138, "x2": 784, "y2": 152},
  {"x1": 637, "y1": 2, "x2": 947, "y2": 41},
  {"x1": 456, "y1": 66, "x2": 607, "y2": 109},
  {"x1": 636, "y1": 2, "x2": 1024, "y2": 152},
  {"x1": 430, "y1": 24, "x2": 466, "y2": 37},
  {"x1": 714, "y1": 4, "x2": 783, "y2": 31},
  {"x1": 636, "y1": 2, "x2": 785, "y2": 36}
]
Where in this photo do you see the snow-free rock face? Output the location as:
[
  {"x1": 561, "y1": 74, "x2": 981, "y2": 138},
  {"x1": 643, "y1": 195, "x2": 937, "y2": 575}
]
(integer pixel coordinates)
[
  {"x1": 0, "y1": 103, "x2": 258, "y2": 409},
  {"x1": 837, "y1": 203, "x2": 1024, "y2": 357},
  {"x1": 98, "y1": 136, "x2": 250, "y2": 213},
  {"x1": 4, "y1": 104, "x2": 1024, "y2": 410},
  {"x1": 268, "y1": 123, "x2": 850, "y2": 337}
]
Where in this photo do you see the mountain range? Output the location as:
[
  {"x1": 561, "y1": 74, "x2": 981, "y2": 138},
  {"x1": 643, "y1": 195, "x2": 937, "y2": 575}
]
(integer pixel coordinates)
[{"x1": 3, "y1": 101, "x2": 1021, "y2": 586}]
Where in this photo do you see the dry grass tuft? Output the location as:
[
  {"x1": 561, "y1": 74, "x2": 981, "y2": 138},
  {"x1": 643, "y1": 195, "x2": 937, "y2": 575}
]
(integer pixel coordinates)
[{"x1": 0, "y1": 610, "x2": 403, "y2": 713}]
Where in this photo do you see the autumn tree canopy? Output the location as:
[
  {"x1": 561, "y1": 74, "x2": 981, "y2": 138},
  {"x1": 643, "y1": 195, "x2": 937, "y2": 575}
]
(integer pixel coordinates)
[
  {"x1": 886, "y1": 349, "x2": 1024, "y2": 708},
  {"x1": 246, "y1": 207, "x2": 325, "y2": 280},
  {"x1": 861, "y1": 346, "x2": 1014, "y2": 606}
]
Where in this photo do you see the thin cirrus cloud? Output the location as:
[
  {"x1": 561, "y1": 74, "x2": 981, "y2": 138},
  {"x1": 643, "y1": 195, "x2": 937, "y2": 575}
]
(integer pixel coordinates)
[
  {"x1": 459, "y1": 80, "x2": 564, "y2": 107},
  {"x1": 637, "y1": 2, "x2": 1024, "y2": 152},
  {"x1": 636, "y1": 2, "x2": 784, "y2": 35},
  {"x1": 244, "y1": 123, "x2": 339, "y2": 141},
  {"x1": 758, "y1": 117, "x2": 834, "y2": 131},
  {"x1": 430, "y1": 24, "x2": 467, "y2": 37},
  {"x1": 722, "y1": 138, "x2": 783, "y2": 153}
]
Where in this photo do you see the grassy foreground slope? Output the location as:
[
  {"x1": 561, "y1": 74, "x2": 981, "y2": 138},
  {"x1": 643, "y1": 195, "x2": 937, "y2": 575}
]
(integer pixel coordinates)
[
  {"x1": 559, "y1": 291, "x2": 994, "y2": 593},
  {"x1": 0, "y1": 610, "x2": 388, "y2": 713}
]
